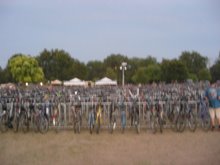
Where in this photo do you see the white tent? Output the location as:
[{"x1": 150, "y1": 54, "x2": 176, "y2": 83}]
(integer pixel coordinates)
[
  {"x1": 51, "y1": 79, "x2": 62, "y2": 85},
  {"x1": 64, "y1": 77, "x2": 86, "y2": 86},
  {"x1": 95, "y1": 77, "x2": 117, "y2": 86}
]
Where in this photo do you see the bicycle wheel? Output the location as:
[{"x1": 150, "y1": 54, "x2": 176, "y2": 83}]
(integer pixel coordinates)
[
  {"x1": 135, "y1": 115, "x2": 140, "y2": 134},
  {"x1": 109, "y1": 122, "x2": 113, "y2": 134},
  {"x1": 12, "y1": 116, "x2": 19, "y2": 133},
  {"x1": 89, "y1": 121, "x2": 93, "y2": 134},
  {"x1": 201, "y1": 114, "x2": 211, "y2": 132},
  {"x1": 78, "y1": 120, "x2": 81, "y2": 134},
  {"x1": 88, "y1": 113, "x2": 94, "y2": 134},
  {"x1": 158, "y1": 116, "x2": 163, "y2": 133},
  {"x1": 33, "y1": 117, "x2": 39, "y2": 133},
  {"x1": 96, "y1": 117, "x2": 100, "y2": 134},
  {"x1": 150, "y1": 115, "x2": 157, "y2": 134},
  {"x1": 136, "y1": 123, "x2": 140, "y2": 134},
  {"x1": 73, "y1": 121, "x2": 76, "y2": 133},
  {"x1": 74, "y1": 121, "x2": 80, "y2": 134},
  {"x1": 20, "y1": 114, "x2": 29, "y2": 133},
  {"x1": 175, "y1": 115, "x2": 186, "y2": 133},
  {"x1": 39, "y1": 117, "x2": 49, "y2": 134},
  {"x1": 188, "y1": 112, "x2": 197, "y2": 132},
  {"x1": 0, "y1": 115, "x2": 8, "y2": 133}
]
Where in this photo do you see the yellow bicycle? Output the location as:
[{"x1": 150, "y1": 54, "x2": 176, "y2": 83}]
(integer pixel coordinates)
[{"x1": 96, "y1": 103, "x2": 102, "y2": 134}]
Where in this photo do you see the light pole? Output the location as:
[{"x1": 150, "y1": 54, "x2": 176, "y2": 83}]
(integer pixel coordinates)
[{"x1": 120, "y1": 62, "x2": 127, "y2": 87}]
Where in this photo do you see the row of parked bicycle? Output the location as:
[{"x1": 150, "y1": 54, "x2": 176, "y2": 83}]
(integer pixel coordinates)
[{"x1": 0, "y1": 83, "x2": 211, "y2": 134}]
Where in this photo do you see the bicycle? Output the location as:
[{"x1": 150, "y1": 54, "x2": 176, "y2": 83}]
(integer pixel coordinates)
[
  {"x1": 0, "y1": 108, "x2": 8, "y2": 133},
  {"x1": 88, "y1": 103, "x2": 95, "y2": 134},
  {"x1": 109, "y1": 102, "x2": 117, "y2": 134},
  {"x1": 175, "y1": 98, "x2": 197, "y2": 132},
  {"x1": 197, "y1": 97, "x2": 210, "y2": 131},
  {"x1": 52, "y1": 103, "x2": 59, "y2": 133},
  {"x1": 130, "y1": 98, "x2": 140, "y2": 134},
  {"x1": 149, "y1": 100, "x2": 164, "y2": 134},
  {"x1": 12, "y1": 100, "x2": 20, "y2": 132},
  {"x1": 31, "y1": 103, "x2": 49, "y2": 134},
  {"x1": 118, "y1": 92, "x2": 126, "y2": 133},
  {"x1": 19, "y1": 105, "x2": 29, "y2": 133},
  {"x1": 96, "y1": 102, "x2": 102, "y2": 134},
  {"x1": 72, "y1": 104, "x2": 82, "y2": 134}
]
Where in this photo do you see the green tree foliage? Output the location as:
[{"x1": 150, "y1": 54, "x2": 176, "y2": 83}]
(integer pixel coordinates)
[
  {"x1": 198, "y1": 69, "x2": 211, "y2": 81},
  {"x1": 188, "y1": 73, "x2": 198, "y2": 81},
  {"x1": 0, "y1": 68, "x2": 12, "y2": 83},
  {"x1": 179, "y1": 51, "x2": 208, "y2": 79},
  {"x1": 132, "y1": 67, "x2": 148, "y2": 84},
  {"x1": 103, "y1": 54, "x2": 128, "y2": 84},
  {"x1": 3, "y1": 49, "x2": 220, "y2": 84},
  {"x1": 0, "y1": 67, "x2": 3, "y2": 83},
  {"x1": 37, "y1": 49, "x2": 87, "y2": 81},
  {"x1": 161, "y1": 59, "x2": 188, "y2": 83},
  {"x1": 210, "y1": 54, "x2": 220, "y2": 82},
  {"x1": 72, "y1": 60, "x2": 87, "y2": 80},
  {"x1": 128, "y1": 56, "x2": 157, "y2": 83},
  {"x1": 86, "y1": 60, "x2": 105, "y2": 81},
  {"x1": 145, "y1": 64, "x2": 161, "y2": 82},
  {"x1": 8, "y1": 54, "x2": 44, "y2": 83},
  {"x1": 105, "y1": 67, "x2": 117, "y2": 80},
  {"x1": 132, "y1": 64, "x2": 161, "y2": 84}
]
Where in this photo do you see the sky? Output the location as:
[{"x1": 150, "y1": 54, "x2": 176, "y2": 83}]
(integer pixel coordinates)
[{"x1": 0, "y1": 0, "x2": 220, "y2": 68}]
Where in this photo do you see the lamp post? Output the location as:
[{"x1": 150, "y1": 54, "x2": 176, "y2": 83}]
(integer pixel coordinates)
[{"x1": 120, "y1": 62, "x2": 127, "y2": 87}]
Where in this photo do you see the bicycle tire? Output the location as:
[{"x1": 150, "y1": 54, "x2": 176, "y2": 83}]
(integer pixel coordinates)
[
  {"x1": 77, "y1": 121, "x2": 81, "y2": 133},
  {"x1": 39, "y1": 117, "x2": 49, "y2": 134},
  {"x1": 201, "y1": 115, "x2": 211, "y2": 132},
  {"x1": 158, "y1": 116, "x2": 163, "y2": 133},
  {"x1": 96, "y1": 117, "x2": 100, "y2": 134},
  {"x1": 20, "y1": 114, "x2": 29, "y2": 133},
  {"x1": 12, "y1": 116, "x2": 19, "y2": 133},
  {"x1": 89, "y1": 122, "x2": 93, "y2": 134},
  {"x1": 176, "y1": 115, "x2": 186, "y2": 133},
  {"x1": 109, "y1": 122, "x2": 113, "y2": 134},
  {"x1": 136, "y1": 123, "x2": 140, "y2": 134},
  {"x1": 0, "y1": 115, "x2": 8, "y2": 133},
  {"x1": 188, "y1": 112, "x2": 197, "y2": 132},
  {"x1": 150, "y1": 115, "x2": 157, "y2": 134},
  {"x1": 33, "y1": 118, "x2": 39, "y2": 133}
]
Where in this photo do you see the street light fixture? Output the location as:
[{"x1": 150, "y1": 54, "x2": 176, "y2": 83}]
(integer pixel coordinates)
[{"x1": 120, "y1": 62, "x2": 127, "y2": 87}]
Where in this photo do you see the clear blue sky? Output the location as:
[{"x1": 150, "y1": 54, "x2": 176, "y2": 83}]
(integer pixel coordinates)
[{"x1": 0, "y1": 0, "x2": 219, "y2": 68}]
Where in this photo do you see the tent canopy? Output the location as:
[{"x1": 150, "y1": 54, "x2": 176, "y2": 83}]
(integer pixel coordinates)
[
  {"x1": 95, "y1": 77, "x2": 117, "y2": 86},
  {"x1": 51, "y1": 79, "x2": 62, "y2": 85},
  {"x1": 64, "y1": 77, "x2": 86, "y2": 86}
]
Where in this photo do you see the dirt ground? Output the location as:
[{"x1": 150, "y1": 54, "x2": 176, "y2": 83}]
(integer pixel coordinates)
[{"x1": 0, "y1": 128, "x2": 220, "y2": 165}]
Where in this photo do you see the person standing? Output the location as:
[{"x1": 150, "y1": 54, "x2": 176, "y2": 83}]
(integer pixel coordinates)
[{"x1": 205, "y1": 83, "x2": 220, "y2": 131}]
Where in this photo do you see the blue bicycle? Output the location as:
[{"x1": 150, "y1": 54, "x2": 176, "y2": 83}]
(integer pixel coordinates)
[{"x1": 198, "y1": 98, "x2": 210, "y2": 132}]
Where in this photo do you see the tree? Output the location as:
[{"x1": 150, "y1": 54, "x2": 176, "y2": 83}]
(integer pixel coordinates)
[
  {"x1": 86, "y1": 60, "x2": 105, "y2": 81},
  {"x1": 8, "y1": 54, "x2": 44, "y2": 83},
  {"x1": 37, "y1": 49, "x2": 87, "y2": 81},
  {"x1": 128, "y1": 56, "x2": 157, "y2": 83},
  {"x1": 105, "y1": 67, "x2": 117, "y2": 80},
  {"x1": 198, "y1": 69, "x2": 211, "y2": 81},
  {"x1": 210, "y1": 54, "x2": 220, "y2": 82},
  {"x1": 188, "y1": 73, "x2": 198, "y2": 81},
  {"x1": 179, "y1": 51, "x2": 208, "y2": 79},
  {"x1": 132, "y1": 67, "x2": 148, "y2": 84},
  {"x1": 103, "y1": 54, "x2": 128, "y2": 83},
  {"x1": 132, "y1": 64, "x2": 161, "y2": 84},
  {"x1": 161, "y1": 59, "x2": 188, "y2": 83},
  {"x1": 0, "y1": 67, "x2": 3, "y2": 83},
  {"x1": 145, "y1": 64, "x2": 161, "y2": 82},
  {"x1": 0, "y1": 67, "x2": 13, "y2": 83}
]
